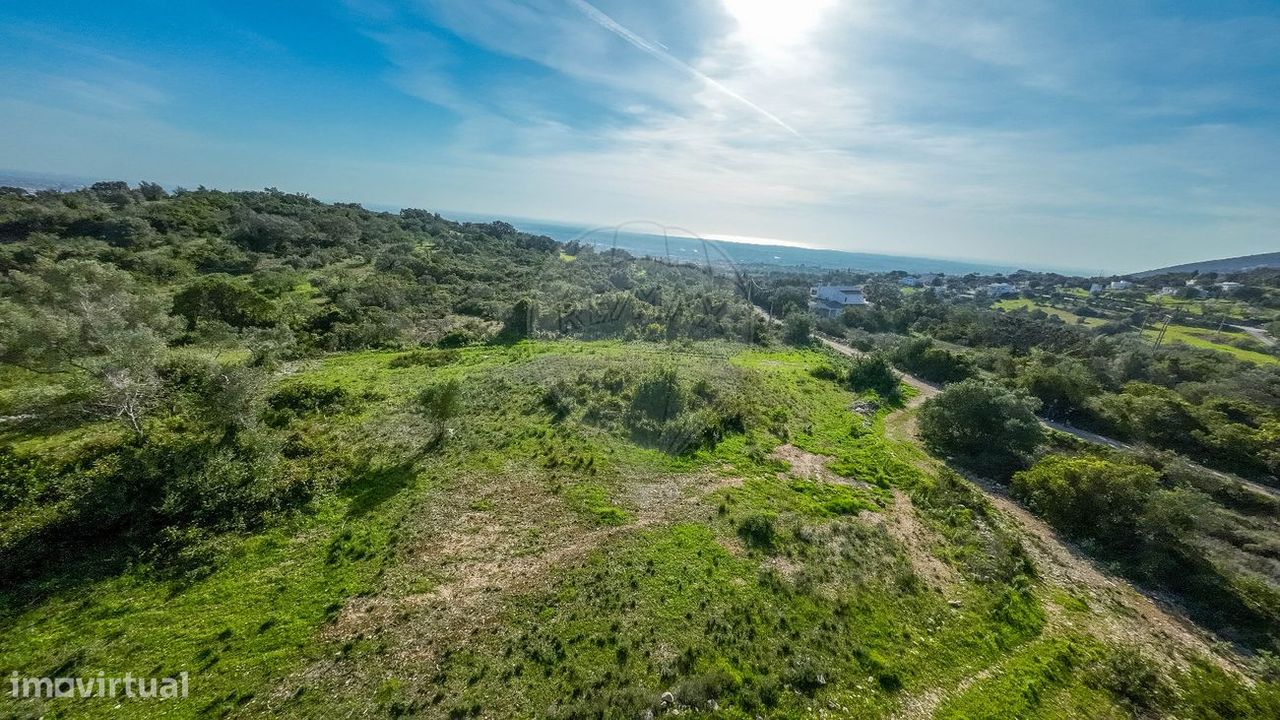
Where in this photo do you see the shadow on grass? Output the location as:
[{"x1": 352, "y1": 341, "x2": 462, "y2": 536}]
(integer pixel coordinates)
[
  {"x1": 341, "y1": 460, "x2": 418, "y2": 518},
  {"x1": 0, "y1": 539, "x2": 134, "y2": 623}
]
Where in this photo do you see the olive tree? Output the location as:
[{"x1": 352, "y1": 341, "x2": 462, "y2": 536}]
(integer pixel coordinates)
[
  {"x1": 0, "y1": 259, "x2": 174, "y2": 435},
  {"x1": 918, "y1": 379, "x2": 1044, "y2": 477}
]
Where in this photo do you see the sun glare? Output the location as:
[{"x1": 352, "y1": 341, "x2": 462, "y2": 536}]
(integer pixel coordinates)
[{"x1": 721, "y1": 0, "x2": 836, "y2": 52}]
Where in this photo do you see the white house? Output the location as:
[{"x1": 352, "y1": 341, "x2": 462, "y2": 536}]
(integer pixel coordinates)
[
  {"x1": 1157, "y1": 286, "x2": 1179, "y2": 296},
  {"x1": 901, "y1": 274, "x2": 939, "y2": 288},
  {"x1": 1089, "y1": 283, "x2": 1104, "y2": 295},
  {"x1": 1219, "y1": 282, "x2": 1243, "y2": 294},
  {"x1": 1109, "y1": 280, "x2": 1135, "y2": 291},
  {"x1": 986, "y1": 282, "x2": 1018, "y2": 297},
  {"x1": 809, "y1": 285, "x2": 869, "y2": 318}
]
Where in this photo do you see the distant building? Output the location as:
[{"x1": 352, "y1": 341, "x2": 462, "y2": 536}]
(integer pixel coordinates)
[
  {"x1": 1219, "y1": 282, "x2": 1243, "y2": 294},
  {"x1": 809, "y1": 285, "x2": 869, "y2": 318},
  {"x1": 986, "y1": 282, "x2": 1018, "y2": 297},
  {"x1": 1157, "y1": 286, "x2": 1179, "y2": 296},
  {"x1": 1089, "y1": 283, "x2": 1104, "y2": 295},
  {"x1": 900, "y1": 274, "x2": 939, "y2": 288},
  {"x1": 1109, "y1": 280, "x2": 1135, "y2": 291}
]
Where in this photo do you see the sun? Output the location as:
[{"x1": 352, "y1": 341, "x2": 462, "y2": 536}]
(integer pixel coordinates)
[{"x1": 721, "y1": 0, "x2": 836, "y2": 53}]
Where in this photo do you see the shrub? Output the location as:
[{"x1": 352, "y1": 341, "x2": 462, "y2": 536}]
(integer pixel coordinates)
[
  {"x1": 172, "y1": 274, "x2": 278, "y2": 330},
  {"x1": 808, "y1": 363, "x2": 843, "y2": 382},
  {"x1": 263, "y1": 383, "x2": 350, "y2": 427},
  {"x1": 782, "y1": 313, "x2": 814, "y2": 347},
  {"x1": 416, "y1": 379, "x2": 463, "y2": 424},
  {"x1": 738, "y1": 512, "x2": 777, "y2": 549},
  {"x1": 1086, "y1": 644, "x2": 1164, "y2": 712},
  {"x1": 1011, "y1": 456, "x2": 1159, "y2": 549},
  {"x1": 918, "y1": 379, "x2": 1044, "y2": 477},
  {"x1": 1015, "y1": 352, "x2": 1100, "y2": 420},
  {"x1": 892, "y1": 336, "x2": 974, "y2": 384},
  {"x1": 388, "y1": 348, "x2": 461, "y2": 369},
  {"x1": 846, "y1": 352, "x2": 899, "y2": 398}
]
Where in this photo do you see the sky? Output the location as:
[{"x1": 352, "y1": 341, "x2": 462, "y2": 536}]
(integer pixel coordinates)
[{"x1": 1, "y1": 1, "x2": 1277, "y2": 273}]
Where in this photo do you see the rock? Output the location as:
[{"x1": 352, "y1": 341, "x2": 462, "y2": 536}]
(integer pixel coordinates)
[
  {"x1": 707, "y1": 699, "x2": 718, "y2": 711},
  {"x1": 640, "y1": 710, "x2": 654, "y2": 720},
  {"x1": 948, "y1": 599, "x2": 962, "y2": 608},
  {"x1": 660, "y1": 691, "x2": 675, "y2": 707},
  {"x1": 851, "y1": 400, "x2": 880, "y2": 416}
]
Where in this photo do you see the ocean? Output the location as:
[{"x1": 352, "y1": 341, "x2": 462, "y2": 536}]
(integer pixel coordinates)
[{"x1": 448, "y1": 213, "x2": 1043, "y2": 276}]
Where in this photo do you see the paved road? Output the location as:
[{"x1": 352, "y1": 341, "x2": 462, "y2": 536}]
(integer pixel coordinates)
[{"x1": 1229, "y1": 324, "x2": 1277, "y2": 348}]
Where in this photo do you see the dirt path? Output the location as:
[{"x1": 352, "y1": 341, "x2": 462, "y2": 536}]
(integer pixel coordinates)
[
  {"x1": 815, "y1": 327, "x2": 1250, "y2": 714},
  {"x1": 817, "y1": 332, "x2": 1280, "y2": 502}
]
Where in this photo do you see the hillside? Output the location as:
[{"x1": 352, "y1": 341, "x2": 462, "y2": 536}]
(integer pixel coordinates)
[
  {"x1": 2, "y1": 183, "x2": 1280, "y2": 718},
  {"x1": 1135, "y1": 251, "x2": 1280, "y2": 277}
]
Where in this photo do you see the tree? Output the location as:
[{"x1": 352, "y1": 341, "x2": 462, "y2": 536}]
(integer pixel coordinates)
[
  {"x1": 782, "y1": 312, "x2": 813, "y2": 346},
  {"x1": 1016, "y1": 351, "x2": 1099, "y2": 419},
  {"x1": 0, "y1": 259, "x2": 173, "y2": 435},
  {"x1": 918, "y1": 379, "x2": 1044, "y2": 477},
  {"x1": 892, "y1": 336, "x2": 974, "y2": 384},
  {"x1": 172, "y1": 274, "x2": 278, "y2": 330},
  {"x1": 162, "y1": 356, "x2": 269, "y2": 441},
  {"x1": 416, "y1": 378, "x2": 463, "y2": 448},
  {"x1": 228, "y1": 209, "x2": 305, "y2": 253},
  {"x1": 137, "y1": 181, "x2": 168, "y2": 201}
]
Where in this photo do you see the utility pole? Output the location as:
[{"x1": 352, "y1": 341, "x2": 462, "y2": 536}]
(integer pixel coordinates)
[{"x1": 1153, "y1": 315, "x2": 1173, "y2": 349}]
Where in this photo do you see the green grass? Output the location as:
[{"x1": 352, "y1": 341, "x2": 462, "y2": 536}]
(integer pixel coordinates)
[
  {"x1": 0, "y1": 339, "x2": 1216, "y2": 718},
  {"x1": 1144, "y1": 323, "x2": 1279, "y2": 365},
  {"x1": 934, "y1": 636, "x2": 1126, "y2": 720},
  {"x1": 993, "y1": 299, "x2": 1107, "y2": 327},
  {"x1": 993, "y1": 298, "x2": 1278, "y2": 364},
  {"x1": 0, "y1": 491, "x2": 401, "y2": 718}
]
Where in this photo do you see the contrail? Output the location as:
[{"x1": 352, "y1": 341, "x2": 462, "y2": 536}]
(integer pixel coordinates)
[{"x1": 566, "y1": 0, "x2": 803, "y2": 139}]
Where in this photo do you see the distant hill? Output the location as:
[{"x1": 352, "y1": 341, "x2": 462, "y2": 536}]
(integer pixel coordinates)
[{"x1": 1136, "y1": 251, "x2": 1280, "y2": 278}]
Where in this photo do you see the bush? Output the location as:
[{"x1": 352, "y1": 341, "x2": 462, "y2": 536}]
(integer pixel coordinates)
[
  {"x1": 416, "y1": 379, "x2": 463, "y2": 424},
  {"x1": 387, "y1": 348, "x2": 461, "y2": 369},
  {"x1": 738, "y1": 512, "x2": 777, "y2": 549},
  {"x1": 264, "y1": 383, "x2": 350, "y2": 426},
  {"x1": 808, "y1": 363, "x2": 843, "y2": 382},
  {"x1": 1087, "y1": 644, "x2": 1164, "y2": 712},
  {"x1": 782, "y1": 313, "x2": 814, "y2": 346},
  {"x1": 892, "y1": 336, "x2": 974, "y2": 384},
  {"x1": 1011, "y1": 455, "x2": 1159, "y2": 549},
  {"x1": 1015, "y1": 352, "x2": 1100, "y2": 420},
  {"x1": 172, "y1": 274, "x2": 278, "y2": 330},
  {"x1": 846, "y1": 352, "x2": 899, "y2": 398},
  {"x1": 918, "y1": 380, "x2": 1044, "y2": 477}
]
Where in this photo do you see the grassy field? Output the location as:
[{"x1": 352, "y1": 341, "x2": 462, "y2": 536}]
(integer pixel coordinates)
[
  {"x1": 993, "y1": 299, "x2": 1108, "y2": 327},
  {"x1": 1144, "y1": 294, "x2": 1272, "y2": 321},
  {"x1": 1144, "y1": 323, "x2": 1280, "y2": 365},
  {"x1": 0, "y1": 341, "x2": 1255, "y2": 718},
  {"x1": 993, "y1": 298, "x2": 1279, "y2": 365}
]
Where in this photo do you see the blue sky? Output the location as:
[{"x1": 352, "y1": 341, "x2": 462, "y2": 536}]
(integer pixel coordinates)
[{"x1": 1, "y1": 1, "x2": 1277, "y2": 272}]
